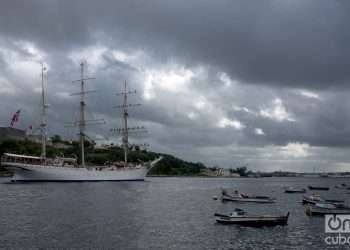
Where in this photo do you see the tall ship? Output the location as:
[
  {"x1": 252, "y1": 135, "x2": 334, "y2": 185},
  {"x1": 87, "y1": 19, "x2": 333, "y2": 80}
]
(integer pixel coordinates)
[{"x1": 1, "y1": 62, "x2": 161, "y2": 182}]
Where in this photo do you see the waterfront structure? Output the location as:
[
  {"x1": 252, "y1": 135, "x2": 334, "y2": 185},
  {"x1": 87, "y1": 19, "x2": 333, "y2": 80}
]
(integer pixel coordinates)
[{"x1": 200, "y1": 167, "x2": 240, "y2": 177}]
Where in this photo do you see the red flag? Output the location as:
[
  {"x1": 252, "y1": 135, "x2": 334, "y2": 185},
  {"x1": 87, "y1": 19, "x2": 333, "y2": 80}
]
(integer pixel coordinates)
[{"x1": 10, "y1": 110, "x2": 21, "y2": 127}]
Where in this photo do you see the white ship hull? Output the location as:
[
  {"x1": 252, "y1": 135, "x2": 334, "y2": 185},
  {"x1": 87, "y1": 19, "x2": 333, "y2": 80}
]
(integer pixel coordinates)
[{"x1": 3, "y1": 162, "x2": 149, "y2": 182}]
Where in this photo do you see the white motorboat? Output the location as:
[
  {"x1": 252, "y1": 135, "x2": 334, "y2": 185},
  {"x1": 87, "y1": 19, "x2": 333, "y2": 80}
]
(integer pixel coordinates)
[{"x1": 215, "y1": 209, "x2": 289, "y2": 226}]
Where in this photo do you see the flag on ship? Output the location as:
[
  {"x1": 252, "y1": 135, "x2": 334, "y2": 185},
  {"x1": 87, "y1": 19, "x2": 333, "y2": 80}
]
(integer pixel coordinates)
[{"x1": 10, "y1": 109, "x2": 21, "y2": 127}]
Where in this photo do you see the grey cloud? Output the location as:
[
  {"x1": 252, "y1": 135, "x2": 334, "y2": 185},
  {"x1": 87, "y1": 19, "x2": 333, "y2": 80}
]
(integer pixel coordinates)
[{"x1": 2, "y1": 1, "x2": 350, "y2": 89}]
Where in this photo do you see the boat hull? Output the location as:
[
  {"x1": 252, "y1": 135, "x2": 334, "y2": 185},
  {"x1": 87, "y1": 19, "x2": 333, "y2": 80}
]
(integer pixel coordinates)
[
  {"x1": 222, "y1": 195, "x2": 275, "y2": 203},
  {"x1": 305, "y1": 207, "x2": 350, "y2": 216},
  {"x1": 285, "y1": 189, "x2": 306, "y2": 193},
  {"x1": 308, "y1": 186, "x2": 329, "y2": 191},
  {"x1": 216, "y1": 215, "x2": 289, "y2": 226},
  {"x1": 302, "y1": 197, "x2": 344, "y2": 206},
  {"x1": 3, "y1": 162, "x2": 149, "y2": 182}
]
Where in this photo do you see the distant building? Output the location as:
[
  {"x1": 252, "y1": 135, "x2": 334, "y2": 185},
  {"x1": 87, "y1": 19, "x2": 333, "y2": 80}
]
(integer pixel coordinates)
[
  {"x1": 200, "y1": 168, "x2": 219, "y2": 177},
  {"x1": 200, "y1": 167, "x2": 240, "y2": 177},
  {"x1": 26, "y1": 134, "x2": 42, "y2": 144},
  {"x1": 0, "y1": 126, "x2": 41, "y2": 144},
  {"x1": 95, "y1": 144, "x2": 111, "y2": 150},
  {"x1": 0, "y1": 127, "x2": 26, "y2": 141},
  {"x1": 217, "y1": 168, "x2": 240, "y2": 177},
  {"x1": 52, "y1": 142, "x2": 70, "y2": 149}
]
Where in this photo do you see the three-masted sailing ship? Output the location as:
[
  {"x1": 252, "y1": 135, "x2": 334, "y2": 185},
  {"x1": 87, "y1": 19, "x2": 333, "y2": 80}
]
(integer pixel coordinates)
[{"x1": 1, "y1": 62, "x2": 161, "y2": 181}]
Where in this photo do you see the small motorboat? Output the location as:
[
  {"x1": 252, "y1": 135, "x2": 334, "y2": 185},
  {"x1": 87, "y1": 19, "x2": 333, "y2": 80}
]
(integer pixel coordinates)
[
  {"x1": 335, "y1": 183, "x2": 348, "y2": 189},
  {"x1": 302, "y1": 194, "x2": 322, "y2": 205},
  {"x1": 215, "y1": 209, "x2": 289, "y2": 227},
  {"x1": 221, "y1": 189, "x2": 275, "y2": 203},
  {"x1": 313, "y1": 202, "x2": 350, "y2": 209},
  {"x1": 302, "y1": 194, "x2": 344, "y2": 206},
  {"x1": 222, "y1": 194, "x2": 275, "y2": 203},
  {"x1": 305, "y1": 203, "x2": 350, "y2": 216},
  {"x1": 284, "y1": 187, "x2": 306, "y2": 193},
  {"x1": 308, "y1": 185, "x2": 329, "y2": 191}
]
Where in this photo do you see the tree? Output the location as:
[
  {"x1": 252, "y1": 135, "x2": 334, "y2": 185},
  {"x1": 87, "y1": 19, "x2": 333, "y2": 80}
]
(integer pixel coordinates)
[
  {"x1": 236, "y1": 166, "x2": 248, "y2": 176},
  {"x1": 51, "y1": 135, "x2": 62, "y2": 144}
]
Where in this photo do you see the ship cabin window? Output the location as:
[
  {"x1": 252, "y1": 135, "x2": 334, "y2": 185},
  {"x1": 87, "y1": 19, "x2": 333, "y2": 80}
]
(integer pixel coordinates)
[{"x1": 2, "y1": 154, "x2": 42, "y2": 165}]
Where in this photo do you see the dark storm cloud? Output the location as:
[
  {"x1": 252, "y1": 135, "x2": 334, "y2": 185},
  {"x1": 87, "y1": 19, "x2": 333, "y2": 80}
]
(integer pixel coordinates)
[
  {"x1": 2, "y1": 0, "x2": 350, "y2": 89},
  {"x1": 0, "y1": 0, "x2": 91, "y2": 51}
]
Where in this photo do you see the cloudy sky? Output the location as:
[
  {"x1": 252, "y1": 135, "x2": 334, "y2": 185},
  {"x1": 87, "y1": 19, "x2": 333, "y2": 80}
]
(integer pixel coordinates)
[{"x1": 1, "y1": 0, "x2": 350, "y2": 172}]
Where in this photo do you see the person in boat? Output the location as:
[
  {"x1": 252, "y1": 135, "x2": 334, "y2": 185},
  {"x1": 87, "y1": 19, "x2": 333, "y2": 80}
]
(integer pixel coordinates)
[
  {"x1": 233, "y1": 190, "x2": 242, "y2": 198},
  {"x1": 221, "y1": 188, "x2": 227, "y2": 196},
  {"x1": 233, "y1": 190, "x2": 249, "y2": 198}
]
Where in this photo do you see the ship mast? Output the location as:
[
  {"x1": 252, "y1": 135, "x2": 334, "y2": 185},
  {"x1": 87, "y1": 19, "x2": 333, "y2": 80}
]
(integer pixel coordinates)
[
  {"x1": 122, "y1": 81, "x2": 129, "y2": 167},
  {"x1": 40, "y1": 63, "x2": 47, "y2": 161},
  {"x1": 79, "y1": 63, "x2": 86, "y2": 167},
  {"x1": 113, "y1": 81, "x2": 147, "y2": 168},
  {"x1": 71, "y1": 62, "x2": 100, "y2": 167}
]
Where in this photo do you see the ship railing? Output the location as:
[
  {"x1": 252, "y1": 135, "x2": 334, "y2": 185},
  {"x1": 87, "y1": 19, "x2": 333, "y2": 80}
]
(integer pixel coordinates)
[{"x1": 1, "y1": 155, "x2": 43, "y2": 165}]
